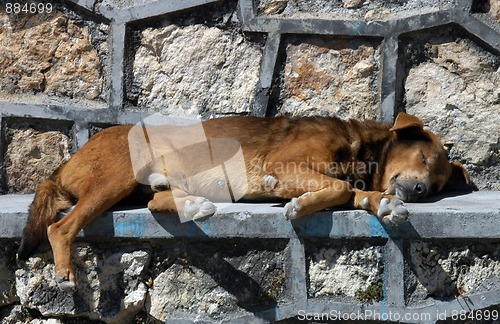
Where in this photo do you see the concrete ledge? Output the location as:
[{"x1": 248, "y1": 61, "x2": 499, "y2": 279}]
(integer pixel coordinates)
[{"x1": 2, "y1": 191, "x2": 499, "y2": 240}]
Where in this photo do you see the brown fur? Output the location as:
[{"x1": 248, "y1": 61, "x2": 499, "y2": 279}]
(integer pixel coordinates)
[{"x1": 18, "y1": 113, "x2": 475, "y2": 289}]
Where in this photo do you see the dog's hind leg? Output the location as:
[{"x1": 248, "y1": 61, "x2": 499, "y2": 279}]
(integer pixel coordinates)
[
  {"x1": 147, "y1": 190, "x2": 176, "y2": 213},
  {"x1": 47, "y1": 183, "x2": 135, "y2": 291},
  {"x1": 148, "y1": 190, "x2": 216, "y2": 222}
]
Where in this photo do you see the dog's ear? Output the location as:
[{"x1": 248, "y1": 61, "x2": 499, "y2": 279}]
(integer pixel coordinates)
[
  {"x1": 390, "y1": 112, "x2": 429, "y2": 140},
  {"x1": 444, "y1": 161, "x2": 478, "y2": 192},
  {"x1": 390, "y1": 112, "x2": 424, "y2": 132}
]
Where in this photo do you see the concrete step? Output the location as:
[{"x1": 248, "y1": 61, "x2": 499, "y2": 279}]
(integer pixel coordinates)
[{"x1": 2, "y1": 191, "x2": 499, "y2": 240}]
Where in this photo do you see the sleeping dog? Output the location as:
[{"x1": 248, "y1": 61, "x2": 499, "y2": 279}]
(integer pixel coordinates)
[{"x1": 18, "y1": 112, "x2": 475, "y2": 290}]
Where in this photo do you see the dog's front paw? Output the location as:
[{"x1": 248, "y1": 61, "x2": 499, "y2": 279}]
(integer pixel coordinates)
[
  {"x1": 377, "y1": 197, "x2": 409, "y2": 226},
  {"x1": 284, "y1": 198, "x2": 301, "y2": 220},
  {"x1": 148, "y1": 173, "x2": 170, "y2": 192},
  {"x1": 183, "y1": 197, "x2": 216, "y2": 221}
]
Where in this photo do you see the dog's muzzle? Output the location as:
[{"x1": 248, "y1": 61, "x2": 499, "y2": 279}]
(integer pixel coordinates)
[{"x1": 394, "y1": 181, "x2": 428, "y2": 202}]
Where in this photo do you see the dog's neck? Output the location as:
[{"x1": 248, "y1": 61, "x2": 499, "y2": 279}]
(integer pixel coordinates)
[{"x1": 342, "y1": 119, "x2": 393, "y2": 191}]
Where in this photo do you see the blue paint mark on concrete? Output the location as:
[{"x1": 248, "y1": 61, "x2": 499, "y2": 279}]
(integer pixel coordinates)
[
  {"x1": 369, "y1": 216, "x2": 388, "y2": 238},
  {"x1": 330, "y1": 216, "x2": 339, "y2": 236},
  {"x1": 115, "y1": 218, "x2": 127, "y2": 237},
  {"x1": 275, "y1": 307, "x2": 281, "y2": 321},
  {"x1": 291, "y1": 263, "x2": 303, "y2": 292},
  {"x1": 305, "y1": 217, "x2": 319, "y2": 236},
  {"x1": 115, "y1": 215, "x2": 146, "y2": 237},
  {"x1": 201, "y1": 219, "x2": 214, "y2": 237},
  {"x1": 299, "y1": 215, "x2": 333, "y2": 237},
  {"x1": 183, "y1": 221, "x2": 198, "y2": 237},
  {"x1": 380, "y1": 299, "x2": 388, "y2": 319}
]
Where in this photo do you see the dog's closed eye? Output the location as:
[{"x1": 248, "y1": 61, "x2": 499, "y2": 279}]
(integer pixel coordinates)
[{"x1": 419, "y1": 151, "x2": 427, "y2": 165}]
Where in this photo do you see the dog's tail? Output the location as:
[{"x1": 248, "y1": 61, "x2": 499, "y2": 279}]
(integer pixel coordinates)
[{"x1": 17, "y1": 179, "x2": 72, "y2": 260}]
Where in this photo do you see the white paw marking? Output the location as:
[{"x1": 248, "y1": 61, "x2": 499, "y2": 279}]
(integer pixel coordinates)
[
  {"x1": 362, "y1": 197, "x2": 369, "y2": 208},
  {"x1": 377, "y1": 197, "x2": 409, "y2": 226},
  {"x1": 263, "y1": 174, "x2": 278, "y2": 191},
  {"x1": 183, "y1": 197, "x2": 216, "y2": 221},
  {"x1": 284, "y1": 197, "x2": 301, "y2": 220},
  {"x1": 148, "y1": 173, "x2": 169, "y2": 192}
]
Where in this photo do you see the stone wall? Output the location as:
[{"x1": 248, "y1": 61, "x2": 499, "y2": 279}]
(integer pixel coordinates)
[
  {"x1": 402, "y1": 28, "x2": 500, "y2": 190},
  {"x1": 1, "y1": 0, "x2": 498, "y2": 193},
  {"x1": 0, "y1": 0, "x2": 499, "y2": 322}
]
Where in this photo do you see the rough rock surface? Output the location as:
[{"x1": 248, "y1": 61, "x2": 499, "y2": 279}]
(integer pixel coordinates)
[
  {"x1": 408, "y1": 241, "x2": 500, "y2": 302},
  {"x1": 278, "y1": 37, "x2": 379, "y2": 119},
  {"x1": 147, "y1": 240, "x2": 287, "y2": 321},
  {"x1": 147, "y1": 264, "x2": 239, "y2": 320},
  {"x1": 0, "y1": 243, "x2": 18, "y2": 307},
  {"x1": 491, "y1": 0, "x2": 500, "y2": 21},
  {"x1": 15, "y1": 244, "x2": 150, "y2": 323},
  {"x1": 0, "y1": 12, "x2": 106, "y2": 103},
  {"x1": 97, "y1": 0, "x2": 149, "y2": 10},
  {"x1": 307, "y1": 241, "x2": 383, "y2": 300},
  {"x1": 404, "y1": 38, "x2": 500, "y2": 190},
  {"x1": 4, "y1": 127, "x2": 71, "y2": 194},
  {"x1": 475, "y1": 0, "x2": 500, "y2": 22},
  {"x1": 257, "y1": 0, "x2": 288, "y2": 15},
  {"x1": 131, "y1": 24, "x2": 262, "y2": 117},
  {"x1": 257, "y1": 0, "x2": 458, "y2": 20},
  {"x1": 0, "y1": 305, "x2": 40, "y2": 323}
]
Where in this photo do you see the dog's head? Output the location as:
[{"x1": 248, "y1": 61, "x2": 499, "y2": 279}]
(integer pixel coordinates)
[{"x1": 380, "y1": 113, "x2": 476, "y2": 202}]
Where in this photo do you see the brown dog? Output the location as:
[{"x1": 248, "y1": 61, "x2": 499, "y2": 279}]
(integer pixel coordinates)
[{"x1": 17, "y1": 112, "x2": 474, "y2": 290}]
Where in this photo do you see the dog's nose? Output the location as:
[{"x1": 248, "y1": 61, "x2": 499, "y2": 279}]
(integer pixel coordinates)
[{"x1": 413, "y1": 182, "x2": 427, "y2": 197}]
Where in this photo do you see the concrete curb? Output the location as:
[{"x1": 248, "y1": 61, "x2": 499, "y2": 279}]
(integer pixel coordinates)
[{"x1": 2, "y1": 191, "x2": 498, "y2": 239}]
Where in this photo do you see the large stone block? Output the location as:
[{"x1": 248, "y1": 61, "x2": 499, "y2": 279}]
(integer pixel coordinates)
[
  {"x1": 129, "y1": 6, "x2": 262, "y2": 118},
  {"x1": 0, "y1": 243, "x2": 19, "y2": 307},
  {"x1": 404, "y1": 34, "x2": 500, "y2": 190},
  {"x1": 97, "y1": 0, "x2": 153, "y2": 10},
  {"x1": 277, "y1": 36, "x2": 380, "y2": 119},
  {"x1": 0, "y1": 7, "x2": 107, "y2": 105},
  {"x1": 407, "y1": 241, "x2": 500, "y2": 304},
  {"x1": 473, "y1": 0, "x2": 500, "y2": 22},
  {"x1": 491, "y1": 0, "x2": 500, "y2": 21},
  {"x1": 256, "y1": 0, "x2": 458, "y2": 20},
  {"x1": 2, "y1": 120, "x2": 73, "y2": 194},
  {"x1": 306, "y1": 240, "x2": 384, "y2": 302},
  {"x1": 146, "y1": 239, "x2": 288, "y2": 321},
  {"x1": 15, "y1": 243, "x2": 151, "y2": 323}
]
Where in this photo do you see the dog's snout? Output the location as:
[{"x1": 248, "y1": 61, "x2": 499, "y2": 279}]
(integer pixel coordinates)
[{"x1": 413, "y1": 182, "x2": 427, "y2": 196}]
